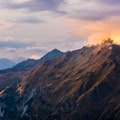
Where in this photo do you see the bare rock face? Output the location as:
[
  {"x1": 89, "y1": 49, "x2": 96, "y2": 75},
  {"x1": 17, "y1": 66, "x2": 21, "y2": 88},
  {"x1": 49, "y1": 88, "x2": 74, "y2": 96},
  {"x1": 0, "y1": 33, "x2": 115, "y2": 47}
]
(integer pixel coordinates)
[{"x1": 0, "y1": 41, "x2": 120, "y2": 120}]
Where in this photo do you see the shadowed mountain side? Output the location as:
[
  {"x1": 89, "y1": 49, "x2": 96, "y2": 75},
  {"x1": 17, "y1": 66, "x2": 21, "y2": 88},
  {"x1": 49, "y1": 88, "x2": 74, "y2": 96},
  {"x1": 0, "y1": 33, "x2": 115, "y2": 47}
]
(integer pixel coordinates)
[
  {"x1": 0, "y1": 59, "x2": 16, "y2": 70},
  {"x1": 0, "y1": 49, "x2": 64, "y2": 91}
]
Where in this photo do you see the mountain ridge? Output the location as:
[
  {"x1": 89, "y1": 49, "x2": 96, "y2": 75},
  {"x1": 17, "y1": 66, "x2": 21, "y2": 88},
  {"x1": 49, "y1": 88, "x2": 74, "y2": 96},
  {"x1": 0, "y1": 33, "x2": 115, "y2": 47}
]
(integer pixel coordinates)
[
  {"x1": 0, "y1": 49, "x2": 64, "y2": 91},
  {"x1": 0, "y1": 41, "x2": 120, "y2": 120},
  {"x1": 0, "y1": 58, "x2": 16, "y2": 70},
  {"x1": 17, "y1": 42, "x2": 120, "y2": 120}
]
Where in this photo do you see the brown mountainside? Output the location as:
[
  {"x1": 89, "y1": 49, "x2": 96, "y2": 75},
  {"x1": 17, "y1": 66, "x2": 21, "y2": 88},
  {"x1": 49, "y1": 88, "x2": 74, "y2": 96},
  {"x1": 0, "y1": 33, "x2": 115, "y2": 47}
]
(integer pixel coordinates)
[{"x1": 0, "y1": 41, "x2": 120, "y2": 120}]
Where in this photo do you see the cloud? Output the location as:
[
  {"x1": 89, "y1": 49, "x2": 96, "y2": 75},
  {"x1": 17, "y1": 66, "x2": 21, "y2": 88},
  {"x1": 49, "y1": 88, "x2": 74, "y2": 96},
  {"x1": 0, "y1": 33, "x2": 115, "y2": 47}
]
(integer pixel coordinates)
[
  {"x1": 97, "y1": 0, "x2": 120, "y2": 5},
  {"x1": 30, "y1": 54, "x2": 41, "y2": 59},
  {"x1": 0, "y1": 42, "x2": 49, "y2": 59},
  {"x1": 0, "y1": 41, "x2": 34, "y2": 48},
  {"x1": 0, "y1": 35, "x2": 85, "y2": 59},
  {"x1": 3, "y1": 36, "x2": 15, "y2": 42},
  {"x1": 4, "y1": 0, "x2": 120, "y2": 22},
  {"x1": 5, "y1": 47, "x2": 16, "y2": 52},
  {"x1": 12, "y1": 0, "x2": 29, "y2": 3},
  {"x1": 67, "y1": 16, "x2": 120, "y2": 44},
  {"x1": 15, "y1": 17, "x2": 45, "y2": 24},
  {"x1": 0, "y1": 20, "x2": 14, "y2": 31},
  {"x1": 61, "y1": 0, "x2": 120, "y2": 21},
  {"x1": 1, "y1": 0, "x2": 120, "y2": 60},
  {"x1": 3, "y1": 0, "x2": 65, "y2": 13}
]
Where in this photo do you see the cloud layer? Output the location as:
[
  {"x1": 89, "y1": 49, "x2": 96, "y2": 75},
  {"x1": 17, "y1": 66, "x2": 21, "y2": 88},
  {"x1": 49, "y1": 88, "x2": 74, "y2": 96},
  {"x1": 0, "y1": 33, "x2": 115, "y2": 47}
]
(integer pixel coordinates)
[
  {"x1": 0, "y1": 0, "x2": 120, "y2": 59},
  {"x1": 3, "y1": 0, "x2": 65, "y2": 13}
]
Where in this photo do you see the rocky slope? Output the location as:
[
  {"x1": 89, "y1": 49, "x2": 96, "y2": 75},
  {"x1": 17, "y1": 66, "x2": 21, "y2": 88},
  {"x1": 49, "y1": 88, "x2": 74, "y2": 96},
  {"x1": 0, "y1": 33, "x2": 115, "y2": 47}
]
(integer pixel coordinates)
[{"x1": 0, "y1": 40, "x2": 120, "y2": 120}]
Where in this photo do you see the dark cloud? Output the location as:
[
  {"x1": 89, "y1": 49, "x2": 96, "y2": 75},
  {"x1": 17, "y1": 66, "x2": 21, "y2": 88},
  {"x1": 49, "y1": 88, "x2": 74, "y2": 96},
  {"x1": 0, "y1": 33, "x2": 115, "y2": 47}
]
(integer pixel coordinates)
[
  {"x1": 5, "y1": 48, "x2": 17, "y2": 53},
  {"x1": 74, "y1": 10, "x2": 106, "y2": 21},
  {"x1": 78, "y1": 9, "x2": 120, "y2": 21},
  {"x1": 2, "y1": 0, "x2": 120, "y2": 21},
  {"x1": 97, "y1": 0, "x2": 120, "y2": 5},
  {"x1": 30, "y1": 49, "x2": 47, "y2": 54},
  {"x1": 0, "y1": 41, "x2": 34, "y2": 48},
  {"x1": 15, "y1": 17, "x2": 45, "y2": 24},
  {"x1": 68, "y1": 0, "x2": 120, "y2": 21},
  {"x1": 27, "y1": 49, "x2": 48, "y2": 56},
  {"x1": 3, "y1": 0, "x2": 65, "y2": 13}
]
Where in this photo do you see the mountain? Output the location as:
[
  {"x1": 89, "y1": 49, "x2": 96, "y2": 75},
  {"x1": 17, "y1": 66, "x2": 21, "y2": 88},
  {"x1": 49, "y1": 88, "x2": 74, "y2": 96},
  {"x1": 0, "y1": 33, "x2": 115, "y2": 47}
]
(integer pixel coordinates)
[
  {"x1": 39, "y1": 49, "x2": 64, "y2": 62},
  {"x1": 11, "y1": 57, "x2": 27, "y2": 63},
  {"x1": 0, "y1": 59, "x2": 15, "y2": 70},
  {"x1": 0, "y1": 40, "x2": 119, "y2": 120},
  {"x1": 12, "y1": 48, "x2": 64, "y2": 71},
  {"x1": 0, "y1": 49, "x2": 64, "y2": 91}
]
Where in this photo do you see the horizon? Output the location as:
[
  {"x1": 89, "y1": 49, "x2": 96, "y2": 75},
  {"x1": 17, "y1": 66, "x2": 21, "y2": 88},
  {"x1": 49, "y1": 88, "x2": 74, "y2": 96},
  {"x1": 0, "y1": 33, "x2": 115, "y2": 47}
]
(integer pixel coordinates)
[
  {"x1": 0, "y1": 38, "x2": 118, "y2": 62},
  {"x1": 0, "y1": 38, "x2": 119, "y2": 61},
  {"x1": 0, "y1": 0, "x2": 120, "y2": 59}
]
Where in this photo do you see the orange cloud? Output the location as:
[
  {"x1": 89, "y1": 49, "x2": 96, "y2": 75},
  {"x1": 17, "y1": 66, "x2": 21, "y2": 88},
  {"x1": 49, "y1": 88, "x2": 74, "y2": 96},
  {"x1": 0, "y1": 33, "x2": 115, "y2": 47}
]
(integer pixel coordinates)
[
  {"x1": 66, "y1": 16, "x2": 120, "y2": 45},
  {"x1": 0, "y1": 20, "x2": 14, "y2": 31},
  {"x1": 30, "y1": 54, "x2": 40, "y2": 59}
]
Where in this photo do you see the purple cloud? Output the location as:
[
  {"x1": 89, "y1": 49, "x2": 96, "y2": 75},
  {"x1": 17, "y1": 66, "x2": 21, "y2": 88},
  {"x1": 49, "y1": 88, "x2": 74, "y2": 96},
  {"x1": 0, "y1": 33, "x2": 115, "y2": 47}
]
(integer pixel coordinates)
[
  {"x1": 15, "y1": 17, "x2": 45, "y2": 24},
  {"x1": 65, "y1": 0, "x2": 120, "y2": 21},
  {"x1": 97, "y1": 0, "x2": 120, "y2": 5},
  {"x1": 3, "y1": 0, "x2": 65, "y2": 13},
  {"x1": 0, "y1": 41, "x2": 34, "y2": 48}
]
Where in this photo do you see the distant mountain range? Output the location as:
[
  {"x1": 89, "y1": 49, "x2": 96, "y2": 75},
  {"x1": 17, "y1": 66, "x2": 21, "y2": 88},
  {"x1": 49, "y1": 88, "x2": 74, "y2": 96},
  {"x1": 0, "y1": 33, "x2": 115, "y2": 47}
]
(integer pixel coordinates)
[
  {"x1": 0, "y1": 59, "x2": 16, "y2": 70},
  {"x1": 12, "y1": 57, "x2": 27, "y2": 63},
  {"x1": 0, "y1": 40, "x2": 120, "y2": 120}
]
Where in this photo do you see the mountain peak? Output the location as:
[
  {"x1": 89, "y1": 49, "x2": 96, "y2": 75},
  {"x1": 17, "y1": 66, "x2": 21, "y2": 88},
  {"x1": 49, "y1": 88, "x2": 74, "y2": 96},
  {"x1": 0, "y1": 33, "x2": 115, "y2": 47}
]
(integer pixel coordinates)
[
  {"x1": 101, "y1": 38, "x2": 113, "y2": 45},
  {"x1": 39, "y1": 48, "x2": 64, "y2": 62},
  {"x1": 50, "y1": 48, "x2": 62, "y2": 53},
  {"x1": 100, "y1": 39, "x2": 114, "y2": 49},
  {"x1": 93, "y1": 39, "x2": 114, "y2": 55}
]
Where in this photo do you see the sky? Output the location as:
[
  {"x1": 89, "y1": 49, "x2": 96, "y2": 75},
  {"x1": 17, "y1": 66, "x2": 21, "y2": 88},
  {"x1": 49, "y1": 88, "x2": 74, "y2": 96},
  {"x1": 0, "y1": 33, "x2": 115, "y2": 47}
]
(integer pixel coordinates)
[{"x1": 0, "y1": 0, "x2": 120, "y2": 60}]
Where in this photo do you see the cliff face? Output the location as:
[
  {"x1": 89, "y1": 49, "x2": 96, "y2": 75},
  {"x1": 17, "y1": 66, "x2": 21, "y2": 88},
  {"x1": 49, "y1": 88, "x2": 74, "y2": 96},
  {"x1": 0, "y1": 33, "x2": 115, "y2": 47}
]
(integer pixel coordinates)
[{"x1": 0, "y1": 42, "x2": 120, "y2": 120}]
